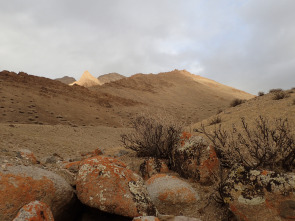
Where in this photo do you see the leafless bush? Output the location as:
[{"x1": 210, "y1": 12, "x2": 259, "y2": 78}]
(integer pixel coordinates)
[
  {"x1": 258, "y1": 91, "x2": 265, "y2": 96},
  {"x1": 272, "y1": 91, "x2": 290, "y2": 100},
  {"x1": 195, "y1": 116, "x2": 295, "y2": 171},
  {"x1": 269, "y1": 88, "x2": 283, "y2": 93},
  {"x1": 209, "y1": 116, "x2": 222, "y2": 125},
  {"x1": 230, "y1": 98, "x2": 246, "y2": 107},
  {"x1": 121, "y1": 113, "x2": 183, "y2": 158}
]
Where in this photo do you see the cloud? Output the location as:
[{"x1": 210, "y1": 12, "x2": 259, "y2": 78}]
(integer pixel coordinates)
[{"x1": 0, "y1": 0, "x2": 294, "y2": 94}]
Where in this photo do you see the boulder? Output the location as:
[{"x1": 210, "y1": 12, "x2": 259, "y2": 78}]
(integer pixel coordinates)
[
  {"x1": 221, "y1": 164, "x2": 295, "y2": 221},
  {"x1": 13, "y1": 201, "x2": 54, "y2": 221},
  {"x1": 140, "y1": 158, "x2": 169, "y2": 180},
  {"x1": 171, "y1": 133, "x2": 219, "y2": 185},
  {"x1": 76, "y1": 156, "x2": 157, "y2": 217},
  {"x1": 0, "y1": 165, "x2": 74, "y2": 221},
  {"x1": 146, "y1": 174, "x2": 199, "y2": 207}
]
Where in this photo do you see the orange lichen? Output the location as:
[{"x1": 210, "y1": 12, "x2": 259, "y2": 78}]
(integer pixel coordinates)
[
  {"x1": 261, "y1": 170, "x2": 268, "y2": 176},
  {"x1": 180, "y1": 132, "x2": 192, "y2": 146},
  {"x1": 199, "y1": 146, "x2": 219, "y2": 180}
]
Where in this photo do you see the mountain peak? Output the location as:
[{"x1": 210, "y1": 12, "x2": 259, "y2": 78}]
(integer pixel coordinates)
[{"x1": 70, "y1": 71, "x2": 102, "y2": 87}]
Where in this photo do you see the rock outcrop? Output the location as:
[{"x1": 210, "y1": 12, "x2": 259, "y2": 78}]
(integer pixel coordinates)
[{"x1": 76, "y1": 156, "x2": 157, "y2": 217}]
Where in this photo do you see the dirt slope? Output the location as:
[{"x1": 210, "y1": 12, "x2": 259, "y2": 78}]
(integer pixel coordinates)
[
  {"x1": 93, "y1": 69, "x2": 254, "y2": 124},
  {"x1": 0, "y1": 71, "x2": 138, "y2": 127},
  {"x1": 191, "y1": 89, "x2": 295, "y2": 133}
]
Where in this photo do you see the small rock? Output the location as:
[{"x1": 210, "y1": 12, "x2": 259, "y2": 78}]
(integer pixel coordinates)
[
  {"x1": 146, "y1": 174, "x2": 199, "y2": 209},
  {"x1": 13, "y1": 201, "x2": 54, "y2": 221}
]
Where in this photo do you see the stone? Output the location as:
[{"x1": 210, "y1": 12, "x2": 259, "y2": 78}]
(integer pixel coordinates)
[
  {"x1": 146, "y1": 174, "x2": 199, "y2": 207},
  {"x1": 170, "y1": 133, "x2": 218, "y2": 185},
  {"x1": 13, "y1": 201, "x2": 54, "y2": 221},
  {"x1": 76, "y1": 156, "x2": 157, "y2": 217},
  {"x1": 140, "y1": 158, "x2": 169, "y2": 180},
  {"x1": 0, "y1": 165, "x2": 74, "y2": 221},
  {"x1": 16, "y1": 149, "x2": 39, "y2": 164},
  {"x1": 221, "y1": 164, "x2": 295, "y2": 221}
]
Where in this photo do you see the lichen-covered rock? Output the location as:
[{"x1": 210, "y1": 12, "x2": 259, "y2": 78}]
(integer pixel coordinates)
[
  {"x1": 13, "y1": 201, "x2": 54, "y2": 221},
  {"x1": 0, "y1": 165, "x2": 74, "y2": 221},
  {"x1": 221, "y1": 164, "x2": 295, "y2": 221},
  {"x1": 133, "y1": 216, "x2": 160, "y2": 221},
  {"x1": 146, "y1": 174, "x2": 199, "y2": 207},
  {"x1": 170, "y1": 133, "x2": 218, "y2": 185},
  {"x1": 76, "y1": 156, "x2": 157, "y2": 217},
  {"x1": 140, "y1": 158, "x2": 169, "y2": 180},
  {"x1": 16, "y1": 149, "x2": 39, "y2": 164}
]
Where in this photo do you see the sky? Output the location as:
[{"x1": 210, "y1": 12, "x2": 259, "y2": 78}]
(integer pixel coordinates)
[{"x1": 1, "y1": 0, "x2": 295, "y2": 94}]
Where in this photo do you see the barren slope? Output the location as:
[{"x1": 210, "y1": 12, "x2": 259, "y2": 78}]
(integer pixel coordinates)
[
  {"x1": 191, "y1": 89, "x2": 295, "y2": 133},
  {"x1": 92, "y1": 69, "x2": 254, "y2": 124},
  {"x1": 0, "y1": 71, "x2": 139, "y2": 127}
]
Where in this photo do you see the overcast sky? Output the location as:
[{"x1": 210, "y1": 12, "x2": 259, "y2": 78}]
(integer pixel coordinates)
[{"x1": 1, "y1": 0, "x2": 295, "y2": 94}]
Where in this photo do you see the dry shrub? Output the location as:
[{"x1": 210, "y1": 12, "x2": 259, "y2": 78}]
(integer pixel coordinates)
[
  {"x1": 195, "y1": 116, "x2": 295, "y2": 172},
  {"x1": 272, "y1": 91, "x2": 290, "y2": 100},
  {"x1": 121, "y1": 113, "x2": 183, "y2": 159},
  {"x1": 269, "y1": 88, "x2": 283, "y2": 93},
  {"x1": 258, "y1": 91, "x2": 265, "y2": 96},
  {"x1": 230, "y1": 98, "x2": 246, "y2": 107},
  {"x1": 209, "y1": 116, "x2": 222, "y2": 125}
]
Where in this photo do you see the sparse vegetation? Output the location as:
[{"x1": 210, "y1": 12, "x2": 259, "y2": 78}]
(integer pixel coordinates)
[
  {"x1": 121, "y1": 113, "x2": 183, "y2": 159},
  {"x1": 272, "y1": 91, "x2": 290, "y2": 100},
  {"x1": 269, "y1": 88, "x2": 283, "y2": 93},
  {"x1": 209, "y1": 116, "x2": 222, "y2": 125},
  {"x1": 293, "y1": 99, "x2": 295, "y2": 105},
  {"x1": 195, "y1": 116, "x2": 295, "y2": 172},
  {"x1": 258, "y1": 91, "x2": 265, "y2": 96},
  {"x1": 230, "y1": 98, "x2": 246, "y2": 107}
]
